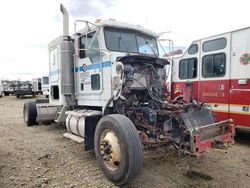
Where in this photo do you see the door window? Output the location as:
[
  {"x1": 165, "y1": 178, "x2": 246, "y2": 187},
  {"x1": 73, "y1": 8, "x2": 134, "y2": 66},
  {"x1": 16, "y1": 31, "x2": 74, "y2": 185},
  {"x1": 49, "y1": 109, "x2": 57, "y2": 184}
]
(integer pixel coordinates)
[
  {"x1": 79, "y1": 31, "x2": 101, "y2": 63},
  {"x1": 202, "y1": 53, "x2": 226, "y2": 77},
  {"x1": 179, "y1": 58, "x2": 197, "y2": 79}
]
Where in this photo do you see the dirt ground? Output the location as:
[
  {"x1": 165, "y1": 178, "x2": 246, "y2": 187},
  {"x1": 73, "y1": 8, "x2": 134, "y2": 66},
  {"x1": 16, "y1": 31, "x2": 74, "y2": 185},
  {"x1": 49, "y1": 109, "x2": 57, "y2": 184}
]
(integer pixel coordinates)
[{"x1": 0, "y1": 96, "x2": 250, "y2": 188}]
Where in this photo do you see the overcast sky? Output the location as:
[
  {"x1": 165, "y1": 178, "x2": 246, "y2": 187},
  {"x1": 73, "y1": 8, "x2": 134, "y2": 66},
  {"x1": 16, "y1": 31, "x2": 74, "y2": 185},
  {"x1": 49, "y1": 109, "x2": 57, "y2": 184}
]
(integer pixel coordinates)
[{"x1": 0, "y1": 0, "x2": 249, "y2": 80}]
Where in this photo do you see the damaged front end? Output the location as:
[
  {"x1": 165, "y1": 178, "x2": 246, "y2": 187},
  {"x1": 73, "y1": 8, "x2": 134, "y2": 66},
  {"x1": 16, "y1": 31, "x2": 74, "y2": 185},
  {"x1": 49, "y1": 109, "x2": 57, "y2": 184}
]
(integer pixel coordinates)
[
  {"x1": 112, "y1": 55, "x2": 235, "y2": 158},
  {"x1": 176, "y1": 108, "x2": 235, "y2": 158}
]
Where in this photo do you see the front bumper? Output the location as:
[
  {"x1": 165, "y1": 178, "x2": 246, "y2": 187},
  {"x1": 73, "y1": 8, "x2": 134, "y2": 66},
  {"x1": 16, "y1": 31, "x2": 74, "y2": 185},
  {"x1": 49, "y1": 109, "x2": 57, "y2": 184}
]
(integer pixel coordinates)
[{"x1": 179, "y1": 119, "x2": 235, "y2": 158}]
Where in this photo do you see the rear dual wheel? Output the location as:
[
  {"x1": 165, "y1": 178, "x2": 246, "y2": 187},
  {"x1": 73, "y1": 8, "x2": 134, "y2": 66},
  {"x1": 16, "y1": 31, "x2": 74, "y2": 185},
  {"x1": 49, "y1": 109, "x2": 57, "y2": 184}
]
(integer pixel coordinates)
[
  {"x1": 23, "y1": 100, "x2": 37, "y2": 126},
  {"x1": 94, "y1": 114, "x2": 143, "y2": 186}
]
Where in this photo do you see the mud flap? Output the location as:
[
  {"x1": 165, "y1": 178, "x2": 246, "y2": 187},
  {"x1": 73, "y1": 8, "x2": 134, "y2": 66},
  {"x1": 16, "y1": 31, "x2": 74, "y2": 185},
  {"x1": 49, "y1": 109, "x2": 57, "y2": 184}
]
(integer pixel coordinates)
[{"x1": 84, "y1": 116, "x2": 101, "y2": 150}]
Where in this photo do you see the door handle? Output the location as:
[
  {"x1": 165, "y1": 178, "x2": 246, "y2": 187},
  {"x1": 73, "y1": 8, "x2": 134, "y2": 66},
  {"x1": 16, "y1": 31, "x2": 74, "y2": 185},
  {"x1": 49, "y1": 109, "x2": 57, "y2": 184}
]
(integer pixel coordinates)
[{"x1": 219, "y1": 84, "x2": 224, "y2": 90}]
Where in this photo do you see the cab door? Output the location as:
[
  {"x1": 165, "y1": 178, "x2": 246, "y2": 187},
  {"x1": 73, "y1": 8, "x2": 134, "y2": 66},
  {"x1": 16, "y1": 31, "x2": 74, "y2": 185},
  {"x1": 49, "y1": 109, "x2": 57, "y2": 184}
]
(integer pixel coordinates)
[
  {"x1": 198, "y1": 34, "x2": 231, "y2": 121},
  {"x1": 172, "y1": 42, "x2": 200, "y2": 101},
  {"x1": 75, "y1": 30, "x2": 105, "y2": 105}
]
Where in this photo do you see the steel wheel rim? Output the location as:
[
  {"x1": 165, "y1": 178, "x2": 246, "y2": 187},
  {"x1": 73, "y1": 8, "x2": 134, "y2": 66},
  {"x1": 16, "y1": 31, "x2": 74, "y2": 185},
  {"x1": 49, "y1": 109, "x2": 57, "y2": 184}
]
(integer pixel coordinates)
[{"x1": 99, "y1": 129, "x2": 121, "y2": 171}]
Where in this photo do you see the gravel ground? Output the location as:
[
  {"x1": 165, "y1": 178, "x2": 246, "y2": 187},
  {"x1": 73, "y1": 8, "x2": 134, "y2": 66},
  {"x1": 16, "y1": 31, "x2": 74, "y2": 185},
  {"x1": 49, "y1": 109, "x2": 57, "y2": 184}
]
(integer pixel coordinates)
[{"x1": 0, "y1": 95, "x2": 250, "y2": 188}]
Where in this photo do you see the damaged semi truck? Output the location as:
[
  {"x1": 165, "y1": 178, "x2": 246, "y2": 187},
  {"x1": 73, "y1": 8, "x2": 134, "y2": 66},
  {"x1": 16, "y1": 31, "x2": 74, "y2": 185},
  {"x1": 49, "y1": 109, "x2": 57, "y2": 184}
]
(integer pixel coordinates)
[{"x1": 23, "y1": 4, "x2": 235, "y2": 185}]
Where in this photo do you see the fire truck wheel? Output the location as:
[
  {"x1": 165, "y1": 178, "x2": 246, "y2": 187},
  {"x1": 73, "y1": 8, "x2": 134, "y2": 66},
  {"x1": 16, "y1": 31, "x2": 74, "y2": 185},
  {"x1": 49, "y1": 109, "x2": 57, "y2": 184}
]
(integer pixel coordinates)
[
  {"x1": 23, "y1": 100, "x2": 37, "y2": 126},
  {"x1": 94, "y1": 114, "x2": 143, "y2": 186}
]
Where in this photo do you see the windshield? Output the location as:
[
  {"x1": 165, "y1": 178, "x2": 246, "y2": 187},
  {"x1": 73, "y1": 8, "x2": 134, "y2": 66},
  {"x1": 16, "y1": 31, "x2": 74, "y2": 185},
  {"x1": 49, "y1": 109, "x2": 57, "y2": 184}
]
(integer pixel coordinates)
[{"x1": 104, "y1": 27, "x2": 159, "y2": 56}]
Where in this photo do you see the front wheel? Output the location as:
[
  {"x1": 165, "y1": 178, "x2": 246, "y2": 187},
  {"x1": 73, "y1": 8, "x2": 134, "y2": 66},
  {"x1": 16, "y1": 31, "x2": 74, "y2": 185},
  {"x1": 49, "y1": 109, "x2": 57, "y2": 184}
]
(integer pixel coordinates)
[{"x1": 94, "y1": 114, "x2": 143, "y2": 186}]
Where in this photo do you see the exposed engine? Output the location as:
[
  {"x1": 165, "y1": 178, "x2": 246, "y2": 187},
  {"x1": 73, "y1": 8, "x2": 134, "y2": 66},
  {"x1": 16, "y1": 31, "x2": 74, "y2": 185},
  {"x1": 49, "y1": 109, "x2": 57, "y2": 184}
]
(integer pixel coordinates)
[{"x1": 113, "y1": 55, "x2": 234, "y2": 157}]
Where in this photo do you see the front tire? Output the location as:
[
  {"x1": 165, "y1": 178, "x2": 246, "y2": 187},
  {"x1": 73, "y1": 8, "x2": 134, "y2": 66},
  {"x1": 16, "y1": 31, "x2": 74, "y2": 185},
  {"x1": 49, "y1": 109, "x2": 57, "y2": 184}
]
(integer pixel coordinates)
[
  {"x1": 94, "y1": 114, "x2": 143, "y2": 186},
  {"x1": 23, "y1": 100, "x2": 37, "y2": 126}
]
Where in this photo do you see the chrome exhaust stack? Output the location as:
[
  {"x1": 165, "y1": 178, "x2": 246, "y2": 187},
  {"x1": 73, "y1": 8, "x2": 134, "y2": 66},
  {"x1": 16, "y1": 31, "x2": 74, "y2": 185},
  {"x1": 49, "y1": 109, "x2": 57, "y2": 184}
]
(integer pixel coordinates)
[{"x1": 60, "y1": 4, "x2": 69, "y2": 37}]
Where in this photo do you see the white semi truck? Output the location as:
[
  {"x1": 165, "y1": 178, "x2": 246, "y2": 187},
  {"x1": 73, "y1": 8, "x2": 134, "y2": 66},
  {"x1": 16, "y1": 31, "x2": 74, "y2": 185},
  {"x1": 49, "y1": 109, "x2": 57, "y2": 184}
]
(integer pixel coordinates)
[{"x1": 23, "y1": 4, "x2": 235, "y2": 185}]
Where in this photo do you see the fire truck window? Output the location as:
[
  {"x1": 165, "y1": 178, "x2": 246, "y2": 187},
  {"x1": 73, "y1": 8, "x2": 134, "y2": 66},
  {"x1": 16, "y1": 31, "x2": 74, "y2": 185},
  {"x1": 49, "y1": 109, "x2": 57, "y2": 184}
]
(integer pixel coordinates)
[
  {"x1": 179, "y1": 58, "x2": 197, "y2": 79},
  {"x1": 91, "y1": 74, "x2": 100, "y2": 90},
  {"x1": 202, "y1": 53, "x2": 226, "y2": 78},
  {"x1": 188, "y1": 44, "x2": 198, "y2": 55},
  {"x1": 202, "y1": 38, "x2": 226, "y2": 52}
]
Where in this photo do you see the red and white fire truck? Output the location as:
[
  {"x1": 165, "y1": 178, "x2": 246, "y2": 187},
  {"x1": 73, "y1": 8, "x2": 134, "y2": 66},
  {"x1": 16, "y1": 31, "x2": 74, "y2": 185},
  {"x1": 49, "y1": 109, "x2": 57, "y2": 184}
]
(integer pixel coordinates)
[{"x1": 169, "y1": 27, "x2": 250, "y2": 127}]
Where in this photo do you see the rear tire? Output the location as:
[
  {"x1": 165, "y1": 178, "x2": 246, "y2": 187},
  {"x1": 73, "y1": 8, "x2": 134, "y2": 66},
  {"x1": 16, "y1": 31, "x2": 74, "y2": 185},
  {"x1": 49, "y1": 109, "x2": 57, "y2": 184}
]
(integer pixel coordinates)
[
  {"x1": 94, "y1": 114, "x2": 143, "y2": 186},
  {"x1": 23, "y1": 100, "x2": 37, "y2": 126}
]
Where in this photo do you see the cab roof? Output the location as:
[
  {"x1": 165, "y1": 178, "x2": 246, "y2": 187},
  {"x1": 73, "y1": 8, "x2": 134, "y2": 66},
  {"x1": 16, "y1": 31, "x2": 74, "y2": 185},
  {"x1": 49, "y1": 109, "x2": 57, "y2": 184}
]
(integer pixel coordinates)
[{"x1": 77, "y1": 19, "x2": 159, "y2": 38}]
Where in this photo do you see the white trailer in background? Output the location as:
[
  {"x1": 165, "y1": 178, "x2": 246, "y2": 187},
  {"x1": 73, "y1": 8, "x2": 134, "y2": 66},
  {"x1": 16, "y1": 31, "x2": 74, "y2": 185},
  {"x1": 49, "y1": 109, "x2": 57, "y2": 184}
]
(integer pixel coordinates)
[
  {"x1": 41, "y1": 76, "x2": 49, "y2": 98},
  {"x1": 31, "y1": 78, "x2": 42, "y2": 95}
]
